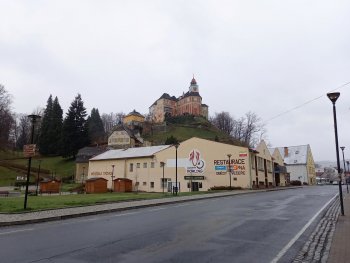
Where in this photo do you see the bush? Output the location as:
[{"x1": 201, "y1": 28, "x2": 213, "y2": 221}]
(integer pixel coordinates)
[
  {"x1": 209, "y1": 186, "x2": 242, "y2": 191},
  {"x1": 303, "y1": 182, "x2": 309, "y2": 185},
  {"x1": 290, "y1": 180, "x2": 302, "y2": 186}
]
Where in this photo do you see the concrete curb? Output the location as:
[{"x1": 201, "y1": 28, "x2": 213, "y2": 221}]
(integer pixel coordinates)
[{"x1": 0, "y1": 187, "x2": 302, "y2": 227}]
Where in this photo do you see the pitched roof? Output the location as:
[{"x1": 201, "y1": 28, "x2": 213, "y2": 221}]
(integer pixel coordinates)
[
  {"x1": 76, "y1": 147, "x2": 107, "y2": 163},
  {"x1": 276, "y1": 145, "x2": 309, "y2": 165},
  {"x1": 90, "y1": 145, "x2": 172, "y2": 161}
]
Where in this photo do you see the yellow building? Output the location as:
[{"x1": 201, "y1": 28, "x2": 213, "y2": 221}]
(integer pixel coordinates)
[
  {"x1": 251, "y1": 140, "x2": 274, "y2": 188},
  {"x1": 88, "y1": 137, "x2": 253, "y2": 192},
  {"x1": 269, "y1": 148, "x2": 289, "y2": 186},
  {"x1": 123, "y1": 109, "x2": 145, "y2": 127}
]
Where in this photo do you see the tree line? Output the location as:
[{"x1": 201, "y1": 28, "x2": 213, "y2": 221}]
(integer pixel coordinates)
[
  {"x1": 0, "y1": 86, "x2": 120, "y2": 158},
  {"x1": 0, "y1": 84, "x2": 266, "y2": 158}
]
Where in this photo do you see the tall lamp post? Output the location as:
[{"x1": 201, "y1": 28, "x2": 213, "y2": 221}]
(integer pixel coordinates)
[
  {"x1": 174, "y1": 142, "x2": 180, "y2": 195},
  {"x1": 24, "y1": 114, "x2": 41, "y2": 210},
  {"x1": 340, "y1": 147, "x2": 348, "y2": 194},
  {"x1": 227, "y1": 154, "x2": 232, "y2": 189},
  {"x1": 35, "y1": 159, "x2": 42, "y2": 195},
  {"x1": 347, "y1": 161, "x2": 350, "y2": 175},
  {"x1": 160, "y1": 162, "x2": 165, "y2": 194},
  {"x1": 111, "y1": 165, "x2": 115, "y2": 192},
  {"x1": 327, "y1": 92, "x2": 344, "y2": 215}
]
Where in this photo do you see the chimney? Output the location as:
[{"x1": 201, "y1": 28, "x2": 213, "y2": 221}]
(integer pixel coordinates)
[{"x1": 284, "y1": 147, "x2": 288, "y2": 157}]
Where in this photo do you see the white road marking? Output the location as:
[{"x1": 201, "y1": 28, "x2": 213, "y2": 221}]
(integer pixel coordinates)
[
  {"x1": 0, "y1": 228, "x2": 34, "y2": 235},
  {"x1": 173, "y1": 203, "x2": 191, "y2": 207},
  {"x1": 271, "y1": 193, "x2": 338, "y2": 263},
  {"x1": 111, "y1": 211, "x2": 139, "y2": 217},
  {"x1": 149, "y1": 207, "x2": 167, "y2": 212}
]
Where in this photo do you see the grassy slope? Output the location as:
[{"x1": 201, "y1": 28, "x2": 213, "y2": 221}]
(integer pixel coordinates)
[{"x1": 144, "y1": 117, "x2": 239, "y2": 146}]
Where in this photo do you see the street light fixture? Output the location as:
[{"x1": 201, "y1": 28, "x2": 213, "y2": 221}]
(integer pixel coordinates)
[
  {"x1": 24, "y1": 114, "x2": 41, "y2": 210},
  {"x1": 340, "y1": 147, "x2": 348, "y2": 194},
  {"x1": 174, "y1": 142, "x2": 180, "y2": 195},
  {"x1": 35, "y1": 160, "x2": 42, "y2": 195},
  {"x1": 160, "y1": 161, "x2": 165, "y2": 194},
  {"x1": 227, "y1": 154, "x2": 232, "y2": 190},
  {"x1": 327, "y1": 92, "x2": 344, "y2": 215},
  {"x1": 111, "y1": 165, "x2": 115, "y2": 192}
]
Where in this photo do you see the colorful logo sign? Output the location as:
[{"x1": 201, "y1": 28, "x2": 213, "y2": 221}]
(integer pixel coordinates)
[{"x1": 187, "y1": 149, "x2": 205, "y2": 174}]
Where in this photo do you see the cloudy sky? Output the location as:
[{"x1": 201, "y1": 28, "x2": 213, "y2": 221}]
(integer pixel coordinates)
[{"x1": 1, "y1": 0, "x2": 349, "y2": 162}]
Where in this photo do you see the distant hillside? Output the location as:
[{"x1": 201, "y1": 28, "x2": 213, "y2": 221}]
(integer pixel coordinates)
[{"x1": 143, "y1": 116, "x2": 244, "y2": 146}]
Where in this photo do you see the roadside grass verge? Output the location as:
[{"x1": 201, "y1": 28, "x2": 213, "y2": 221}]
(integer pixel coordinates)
[{"x1": 0, "y1": 190, "x2": 222, "y2": 213}]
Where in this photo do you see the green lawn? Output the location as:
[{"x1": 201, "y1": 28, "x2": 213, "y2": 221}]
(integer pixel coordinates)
[
  {"x1": 0, "y1": 166, "x2": 20, "y2": 186},
  {"x1": 0, "y1": 191, "x2": 219, "y2": 213}
]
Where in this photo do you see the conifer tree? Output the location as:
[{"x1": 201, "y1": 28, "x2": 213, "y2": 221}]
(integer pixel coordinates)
[
  {"x1": 61, "y1": 94, "x2": 88, "y2": 158},
  {"x1": 87, "y1": 108, "x2": 105, "y2": 145},
  {"x1": 50, "y1": 96, "x2": 63, "y2": 154},
  {"x1": 38, "y1": 95, "x2": 53, "y2": 154}
]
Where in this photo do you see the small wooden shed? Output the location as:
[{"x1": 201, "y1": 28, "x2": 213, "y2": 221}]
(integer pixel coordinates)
[
  {"x1": 40, "y1": 179, "x2": 61, "y2": 194},
  {"x1": 114, "y1": 178, "x2": 133, "y2": 192},
  {"x1": 85, "y1": 177, "x2": 108, "y2": 193}
]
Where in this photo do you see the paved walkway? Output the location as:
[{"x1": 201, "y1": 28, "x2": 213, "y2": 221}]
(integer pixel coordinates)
[{"x1": 327, "y1": 190, "x2": 350, "y2": 263}]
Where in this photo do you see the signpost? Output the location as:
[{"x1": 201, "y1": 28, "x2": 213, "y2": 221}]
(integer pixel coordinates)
[{"x1": 23, "y1": 144, "x2": 36, "y2": 158}]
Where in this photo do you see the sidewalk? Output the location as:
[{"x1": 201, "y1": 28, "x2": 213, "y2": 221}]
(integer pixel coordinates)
[{"x1": 327, "y1": 190, "x2": 350, "y2": 263}]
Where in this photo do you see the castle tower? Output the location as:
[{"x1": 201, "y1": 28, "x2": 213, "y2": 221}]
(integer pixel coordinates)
[{"x1": 189, "y1": 76, "x2": 199, "y2": 93}]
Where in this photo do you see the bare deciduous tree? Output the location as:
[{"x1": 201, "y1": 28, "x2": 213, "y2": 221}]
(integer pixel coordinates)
[
  {"x1": 211, "y1": 110, "x2": 266, "y2": 148},
  {"x1": 0, "y1": 85, "x2": 14, "y2": 149}
]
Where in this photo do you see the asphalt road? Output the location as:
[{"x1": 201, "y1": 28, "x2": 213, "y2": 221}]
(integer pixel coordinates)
[{"x1": 0, "y1": 186, "x2": 338, "y2": 263}]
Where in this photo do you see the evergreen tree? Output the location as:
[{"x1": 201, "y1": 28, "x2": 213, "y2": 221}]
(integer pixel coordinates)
[
  {"x1": 50, "y1": 96, "x2": 63, "y2": 154},
  {"x1": 61, "y1": 94, "x2": 88, "y2": 158},
  {"x1": 87, "y1": 108, "x2": 105, "y2": 145},
  {"x1": 38, "y1": 95, "x2": 53, "y2": 154}
]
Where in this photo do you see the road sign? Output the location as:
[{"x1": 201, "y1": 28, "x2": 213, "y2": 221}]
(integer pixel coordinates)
[{"x1": 23, "y1": 144, "x2": 36, "y2": 157}]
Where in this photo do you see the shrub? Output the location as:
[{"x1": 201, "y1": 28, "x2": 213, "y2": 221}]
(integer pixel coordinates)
[
  {"x1": 209, "y1": 186, "x2": 242, "y2": 191},
  {"x1": 290, "y1": 180, "x2": 302, "y2": 186},
  {"x1": 303, "y1": 182, "x2": 309, "y2": 185}
]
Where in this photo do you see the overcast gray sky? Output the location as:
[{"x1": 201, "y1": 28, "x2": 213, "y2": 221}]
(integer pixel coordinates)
[{"x1": 1, "y1": 0, "x2": 349, "y2": 162}]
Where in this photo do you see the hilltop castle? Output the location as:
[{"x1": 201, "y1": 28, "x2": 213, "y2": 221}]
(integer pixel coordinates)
[{"x1": 149, "y1": 77, "x2": 209, "y2": 123}]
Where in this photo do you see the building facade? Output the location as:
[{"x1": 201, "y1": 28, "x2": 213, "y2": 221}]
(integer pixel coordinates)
[
  {"x1": 149, "y1": 77, "x2": 209, "y2": 123},
  {"x1": 276, "y1": 145, "x2": 316, "y2": 185},
  {"x1": 88, "y1": 137, "x2": 254, "y2": 192}
]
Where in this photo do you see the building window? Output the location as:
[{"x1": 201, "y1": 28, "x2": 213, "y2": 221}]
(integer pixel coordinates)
[
  {"x1": 143, "y1": 163, "x2": 147, "y2": 168},
  {"x1": 137, "y1": 163, "x2": 140, "y2": 168},
  {"x1": 267, "y1": 160, "x2": 272, "y2": 173},
  {"x1": 143, "y1": 182, "x2": 147, "y2": 186},
  {"x1": 151, "y1": 162, "x2": 155, "y2": 168},
  {"x1": 161, "y1": 178, "x2": 170, "y2": 188},
  {"x1": 129, "y1": 163, "x2": 134, "y2": 172},
  {"x1": 258, "y1": 157, "x2": 264, "y2": 171},
  {"x1": 150, "y1": 182, "x2": 154, "y2": 188}
]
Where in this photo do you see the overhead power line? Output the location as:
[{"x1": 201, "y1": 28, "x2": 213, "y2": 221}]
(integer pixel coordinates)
[{"x1": 264, "y1": 81, "x2": 350, "y2": 124}]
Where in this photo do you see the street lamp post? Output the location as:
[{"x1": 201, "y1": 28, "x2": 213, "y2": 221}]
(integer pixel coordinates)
[
  {"x1": 111, "y1": 165, "x2": 115, "y2": 192},
  {"x1": 347, "y1": 160, "x2": 350, "y2": 193},
  {"x1": 227, "y1": 154, "x2": 232, "y2": 189},
  {"x1": 35, "y1": 160, "x2": 42, "y2": 195},
  {"x1": 24, "y1": 114, "x2": 41, "y2": 210},
  {"x1": 327, "y1": 92, "x2": 344, "y2": 215},
  {"x1": 160, "y1": 162, "x2": 165, "y2": 194},
  {"x1": 340, "y1": 147, "x2": 348, "y2": 194},
  {"x1": 82, "y1": 166, "x2": 85, "y2": 184},
  {"x1": 174, "y1": 142, "x2": 180, "y2": 195}
]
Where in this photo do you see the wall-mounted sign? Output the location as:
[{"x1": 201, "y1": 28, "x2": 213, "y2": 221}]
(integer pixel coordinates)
[
  {"x1": 213, "y1": 158, "x2": 247, "y2": 175},
  {"x1": 184, "y1": 176, "x2": 205, "y2": 180},
  {"x1": 186, "y1": 149, "x2": 206, "y2": 174}
]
